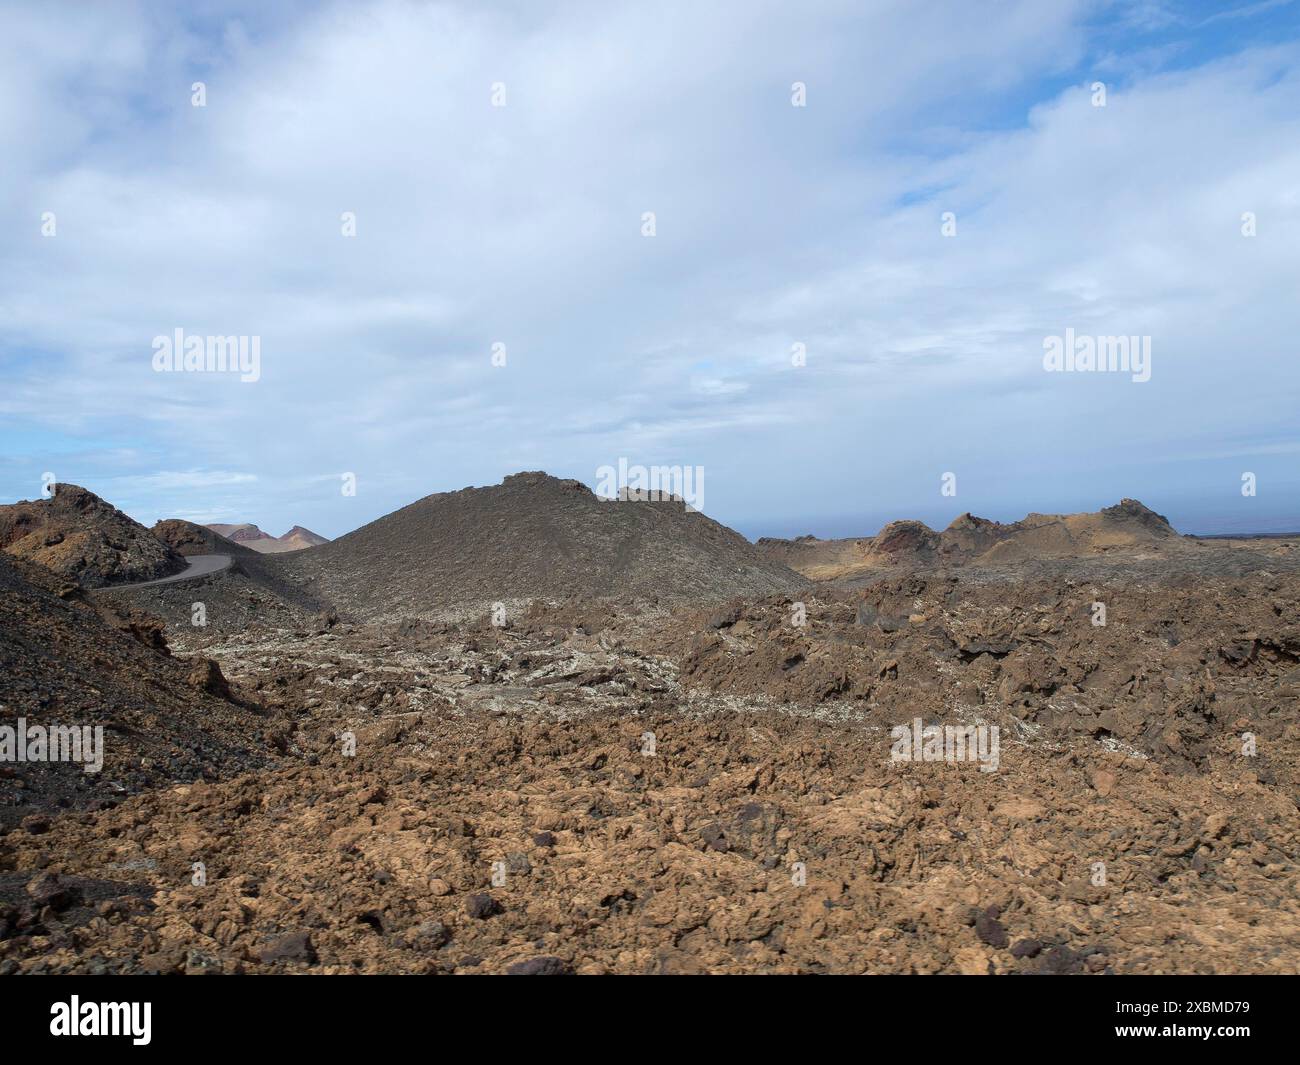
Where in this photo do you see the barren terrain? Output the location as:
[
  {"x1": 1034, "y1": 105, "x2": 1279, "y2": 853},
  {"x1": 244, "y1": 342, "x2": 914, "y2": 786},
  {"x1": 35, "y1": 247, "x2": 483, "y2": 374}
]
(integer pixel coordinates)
[{"x1": 2, "y1": 481, "x2": 1298, "y2": 974}]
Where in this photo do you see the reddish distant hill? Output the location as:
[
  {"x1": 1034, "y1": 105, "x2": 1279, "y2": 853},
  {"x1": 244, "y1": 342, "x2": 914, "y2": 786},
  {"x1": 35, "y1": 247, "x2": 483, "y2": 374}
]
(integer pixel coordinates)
[{"x1": 206, "y1": 522, "x2": 329, "y2": 553}]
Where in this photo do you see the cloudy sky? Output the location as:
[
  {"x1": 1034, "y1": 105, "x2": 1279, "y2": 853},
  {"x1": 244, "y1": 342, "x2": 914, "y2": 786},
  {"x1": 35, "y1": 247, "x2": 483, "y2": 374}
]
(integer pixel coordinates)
[{"x1": 3, "y1": 0, "x2": 1299, "y2": 540}]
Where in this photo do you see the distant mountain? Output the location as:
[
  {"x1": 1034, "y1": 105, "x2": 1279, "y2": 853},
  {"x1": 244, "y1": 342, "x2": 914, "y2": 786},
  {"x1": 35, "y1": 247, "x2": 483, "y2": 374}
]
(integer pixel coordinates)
[
  {"x1": 154, "y1": 519, "x2": 260, "y2": 558},
  {"x1": 205, "y1": 522, "x2": 329, "y2": 554},
  {"x1": 277, "y1": 471, "x2": 808, "y2": 620},
  {"x1": 757, "y1": 499, "x2": 1183, "y2": 580},
  {"x1": 278, "y1": 525, "x2": 330, "y2": 551}
]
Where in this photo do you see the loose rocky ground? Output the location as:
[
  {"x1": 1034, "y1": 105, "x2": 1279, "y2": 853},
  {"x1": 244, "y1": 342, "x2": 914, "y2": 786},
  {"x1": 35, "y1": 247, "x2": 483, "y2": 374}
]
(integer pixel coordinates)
[
  {"x1": 3, "y1": 483, "x2": 1298, "y2": 974},
  {"x1": 3, "y1": 541, "x2": 1298, "y2": 974},
  {"x1": 2, "y1": 704, "x2": 1295, "y2": 975},
  {"x1": 0, "y1": 553, "x2": 279, "y2": 827}
]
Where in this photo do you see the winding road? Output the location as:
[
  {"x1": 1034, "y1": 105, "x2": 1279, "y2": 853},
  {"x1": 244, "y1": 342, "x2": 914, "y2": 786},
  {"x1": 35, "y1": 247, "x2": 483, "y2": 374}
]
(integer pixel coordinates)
[{"x1": 113, "y1": 553, "x2": 233, "y2": 589}]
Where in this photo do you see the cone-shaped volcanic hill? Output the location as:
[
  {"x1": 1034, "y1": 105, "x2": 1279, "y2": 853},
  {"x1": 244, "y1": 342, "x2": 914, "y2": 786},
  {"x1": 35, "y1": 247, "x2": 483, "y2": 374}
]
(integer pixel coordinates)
[{"x1": 275, "y1": 471, "x2": 807, "y2": 620}]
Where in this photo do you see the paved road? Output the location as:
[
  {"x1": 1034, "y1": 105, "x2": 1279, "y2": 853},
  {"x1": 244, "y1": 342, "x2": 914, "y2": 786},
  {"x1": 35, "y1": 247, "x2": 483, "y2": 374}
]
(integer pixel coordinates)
[{"x1": 112, "y1": 553, "x2": 233, "y2": 589}]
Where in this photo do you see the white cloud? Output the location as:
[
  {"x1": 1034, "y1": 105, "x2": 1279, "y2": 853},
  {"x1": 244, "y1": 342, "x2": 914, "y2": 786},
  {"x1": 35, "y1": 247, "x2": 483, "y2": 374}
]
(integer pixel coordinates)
[{"x1": 1, "y1": 0, "x2": 1297, "y2": 537}]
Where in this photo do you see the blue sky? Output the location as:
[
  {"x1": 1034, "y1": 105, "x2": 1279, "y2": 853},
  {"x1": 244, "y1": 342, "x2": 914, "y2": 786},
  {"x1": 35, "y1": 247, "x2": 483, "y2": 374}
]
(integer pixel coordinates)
[{"x1": 2, "y1": 0, "x2": 1299, "y2": 540}]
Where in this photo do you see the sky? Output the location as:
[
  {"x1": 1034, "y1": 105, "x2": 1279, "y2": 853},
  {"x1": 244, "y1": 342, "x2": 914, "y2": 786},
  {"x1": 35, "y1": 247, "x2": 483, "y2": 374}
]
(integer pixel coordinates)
[{"x1": 2, "y1": 0, "x2": 1299, "y2": 541}]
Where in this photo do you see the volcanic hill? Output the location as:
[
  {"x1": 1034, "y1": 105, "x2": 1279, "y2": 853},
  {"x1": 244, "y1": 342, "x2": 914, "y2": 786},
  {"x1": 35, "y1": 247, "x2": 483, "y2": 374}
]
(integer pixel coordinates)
[
  {"x1": 276, "y1": 471, "x2": 808, "y2": 620},
  {"x1": 206, "y1": 523, "x2": 329, "y2": 553},
  {"x1": 758, "y1": 499, "x2": 1184, "y2": 581},
  {"x1": 0, "y1": 484, "x2": 185, "y2": 588},
  {"x1": 153, "y1": 519, "x2": 260, "y2": 558}
]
